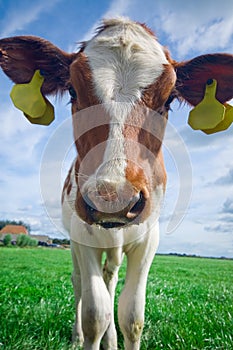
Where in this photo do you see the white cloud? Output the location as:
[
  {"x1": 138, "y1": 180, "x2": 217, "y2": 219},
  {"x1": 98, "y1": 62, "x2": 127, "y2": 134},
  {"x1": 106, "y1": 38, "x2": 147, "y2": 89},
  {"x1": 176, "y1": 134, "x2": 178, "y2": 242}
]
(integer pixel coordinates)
[
  {"x1": 159, "y1": 226, "x2": 233, "y2": 257},
  {"x1": 104, "y1": 0, "x2": 131, "y2": 18},
  {"x1": 0, "y1": 105, "x2": 47, "y2": 168},
  {"x1": 215, "y1": 168, "x2": 233, "y2": 186},
  {"x1": 154, "y1": 0, "x2": 233, "y2": 58},
  {"x1": 222, "y1": 198, "x2": 233, "y2": 214},
  {"x1": 0, "y1": 171, "x2": 40, "y2": 215},
  {"x1": 0, "y1": 0, "x2": 62, "y2": 37}
]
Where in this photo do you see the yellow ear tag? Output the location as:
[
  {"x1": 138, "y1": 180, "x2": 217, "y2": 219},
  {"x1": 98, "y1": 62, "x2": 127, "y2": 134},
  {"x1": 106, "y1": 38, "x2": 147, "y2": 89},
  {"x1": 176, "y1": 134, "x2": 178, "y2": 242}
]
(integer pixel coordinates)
[
  {"x1": 188, "y1": 79, "x2": 225, "y2": 130},
  {"x1": 24, "y1": 97, "x2": 55, "y2": 126},
  {"x1": 10, "y1": 70, "x2": 47, "y2": 118},
  {"x1": 202, "y1": 103, "x2": 233, "y2": 134}
]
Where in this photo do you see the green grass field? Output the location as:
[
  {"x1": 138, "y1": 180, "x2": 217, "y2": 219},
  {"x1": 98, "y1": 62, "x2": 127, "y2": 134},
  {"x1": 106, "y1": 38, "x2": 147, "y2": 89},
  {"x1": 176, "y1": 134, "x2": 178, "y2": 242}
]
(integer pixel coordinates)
[{"x1": 0, "y1": 248, "x2": 232, "y2": 350}]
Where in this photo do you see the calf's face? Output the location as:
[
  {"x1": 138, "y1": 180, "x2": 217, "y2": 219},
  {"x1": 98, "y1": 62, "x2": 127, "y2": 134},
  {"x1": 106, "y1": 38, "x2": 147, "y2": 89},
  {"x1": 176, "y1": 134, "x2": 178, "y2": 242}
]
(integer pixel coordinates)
[{"x1": 69, "y1": 23, "x2": 176, "y2": 228}]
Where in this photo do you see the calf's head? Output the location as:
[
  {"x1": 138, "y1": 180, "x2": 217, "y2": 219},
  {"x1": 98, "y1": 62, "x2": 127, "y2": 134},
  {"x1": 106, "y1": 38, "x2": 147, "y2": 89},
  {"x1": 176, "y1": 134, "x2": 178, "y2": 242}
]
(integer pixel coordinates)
[{"x1": 1, "y1": 18, "x2": 233, "y2": 229}]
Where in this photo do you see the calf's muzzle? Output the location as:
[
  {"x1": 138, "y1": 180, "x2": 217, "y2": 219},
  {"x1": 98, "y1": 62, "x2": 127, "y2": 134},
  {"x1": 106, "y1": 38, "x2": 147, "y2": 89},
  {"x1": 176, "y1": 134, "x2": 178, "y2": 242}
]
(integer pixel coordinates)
[{"x1": 83, "y1": 179, "x2": 146, "y2": 228}]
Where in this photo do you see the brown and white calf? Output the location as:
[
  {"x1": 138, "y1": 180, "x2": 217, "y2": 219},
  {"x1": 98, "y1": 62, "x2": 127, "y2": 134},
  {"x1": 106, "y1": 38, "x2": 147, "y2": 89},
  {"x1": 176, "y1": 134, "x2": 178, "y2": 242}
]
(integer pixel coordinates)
[{"x1": 1, "y1": 17, "x2": 233, "y2": 350}]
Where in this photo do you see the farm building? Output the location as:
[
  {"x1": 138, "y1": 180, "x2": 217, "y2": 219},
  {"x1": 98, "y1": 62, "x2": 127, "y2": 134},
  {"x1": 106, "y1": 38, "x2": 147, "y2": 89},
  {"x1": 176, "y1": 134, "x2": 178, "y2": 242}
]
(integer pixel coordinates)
[
  {"x1": 0, "y1": 225, "x2": 52, "y2": 244},
  {"x1": 0, "y1": 224, "x2": 28, "y2": 241}
]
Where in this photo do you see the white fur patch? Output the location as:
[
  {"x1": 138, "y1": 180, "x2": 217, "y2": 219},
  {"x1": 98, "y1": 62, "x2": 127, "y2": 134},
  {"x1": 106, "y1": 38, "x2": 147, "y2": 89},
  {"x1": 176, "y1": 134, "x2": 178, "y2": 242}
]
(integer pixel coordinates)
[{"x1": 84, "y1": 18, "x2": 168, "y2": 107}]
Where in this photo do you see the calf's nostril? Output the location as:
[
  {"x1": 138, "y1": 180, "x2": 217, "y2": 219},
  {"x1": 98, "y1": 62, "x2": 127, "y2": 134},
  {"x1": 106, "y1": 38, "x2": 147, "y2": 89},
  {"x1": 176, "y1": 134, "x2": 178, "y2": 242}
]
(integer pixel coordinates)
[
  {"x1": 83, "y1": 192, "x2": 97, "y2": 211},
  {"x1": 126, "y1": 191, "x2": 146, "y2": 219}
]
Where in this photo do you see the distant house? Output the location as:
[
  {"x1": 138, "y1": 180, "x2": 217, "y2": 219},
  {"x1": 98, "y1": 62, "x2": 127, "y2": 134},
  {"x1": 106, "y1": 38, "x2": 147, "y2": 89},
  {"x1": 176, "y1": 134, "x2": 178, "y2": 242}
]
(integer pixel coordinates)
[
  {"x1": 0, "y1": 224, "x2": 28, "y2": 241},
  {"x1": 29, "y1": 234, "x2": 51, "y2": 244},
  {"x1": 0, "y1": 225, "x2": 53, "y2": 245}
]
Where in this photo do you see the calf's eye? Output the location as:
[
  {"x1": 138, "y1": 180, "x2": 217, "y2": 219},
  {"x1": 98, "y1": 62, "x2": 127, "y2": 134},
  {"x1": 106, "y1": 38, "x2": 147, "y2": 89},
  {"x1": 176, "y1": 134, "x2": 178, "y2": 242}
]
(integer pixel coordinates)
[{"x1": 69, "y1": 86, "x2": 77, "y2": 101}]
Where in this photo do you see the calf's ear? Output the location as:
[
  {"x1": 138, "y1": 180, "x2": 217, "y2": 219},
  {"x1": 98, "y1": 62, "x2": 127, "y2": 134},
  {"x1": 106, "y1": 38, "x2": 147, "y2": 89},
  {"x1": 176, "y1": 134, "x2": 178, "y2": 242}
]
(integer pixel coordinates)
[
  {"x1": 175, "y1": 53, "x2": 233, "y2": 106},
  {"x1": 0, "y1": 36, "x2": 76, "y2": 95}
]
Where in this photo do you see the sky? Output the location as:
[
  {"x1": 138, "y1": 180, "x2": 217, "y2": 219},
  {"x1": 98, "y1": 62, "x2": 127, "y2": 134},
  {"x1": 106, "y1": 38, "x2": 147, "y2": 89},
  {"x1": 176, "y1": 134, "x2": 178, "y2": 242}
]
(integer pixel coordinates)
[{"x1": 0, "y1": 0, "x2": 233, "y2": 257}]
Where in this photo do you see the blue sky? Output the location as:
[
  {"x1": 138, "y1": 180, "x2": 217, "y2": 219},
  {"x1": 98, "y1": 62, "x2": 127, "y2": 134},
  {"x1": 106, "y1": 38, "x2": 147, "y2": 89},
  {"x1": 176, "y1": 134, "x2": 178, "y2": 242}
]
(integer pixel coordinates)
[{"x1": 0, "y1": 0, "x2": 233, "y2": 257}]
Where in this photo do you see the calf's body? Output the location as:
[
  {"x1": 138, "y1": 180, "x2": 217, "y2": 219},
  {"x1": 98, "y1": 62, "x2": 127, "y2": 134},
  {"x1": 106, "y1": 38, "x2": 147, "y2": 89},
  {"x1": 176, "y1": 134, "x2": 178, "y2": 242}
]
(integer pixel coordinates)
[
  {"x1": 1, "y1": 17, "x2": 233, "y2": 350},
  {"x1": 62, "y1": 20, "x2": 169, "y2": 348}
]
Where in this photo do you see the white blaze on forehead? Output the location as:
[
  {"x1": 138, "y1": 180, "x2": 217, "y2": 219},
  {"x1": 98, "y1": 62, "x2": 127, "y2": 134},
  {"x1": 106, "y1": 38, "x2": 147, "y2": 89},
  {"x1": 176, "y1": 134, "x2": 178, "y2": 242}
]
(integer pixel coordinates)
[
  {"x1": 84, "y1": 18, "x2": 169, "y2": 107},
  {"x1": 83, "y1": 18, "x2": 168, "y2": 181}
]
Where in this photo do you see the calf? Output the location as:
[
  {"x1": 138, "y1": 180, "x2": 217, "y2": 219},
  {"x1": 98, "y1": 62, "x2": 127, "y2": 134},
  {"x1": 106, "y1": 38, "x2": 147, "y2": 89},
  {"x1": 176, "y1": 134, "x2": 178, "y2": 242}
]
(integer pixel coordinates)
[{"x1": 1, "y1": 17, "x2": 233, "y2": 350}]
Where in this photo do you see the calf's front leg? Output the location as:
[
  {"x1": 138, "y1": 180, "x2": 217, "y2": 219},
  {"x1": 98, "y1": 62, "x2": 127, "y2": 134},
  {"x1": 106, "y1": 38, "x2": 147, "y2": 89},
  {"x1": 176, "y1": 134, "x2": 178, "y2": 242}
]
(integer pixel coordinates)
[
  {"x1": 72, "y1": 241, "x2": 112, "y2": 350},
  {"x1": 118, "y1": 224, "x2": 159, "y2": 350},
  {"x1": 102, "y1": 249, "x2": 123, "y2": 350}
]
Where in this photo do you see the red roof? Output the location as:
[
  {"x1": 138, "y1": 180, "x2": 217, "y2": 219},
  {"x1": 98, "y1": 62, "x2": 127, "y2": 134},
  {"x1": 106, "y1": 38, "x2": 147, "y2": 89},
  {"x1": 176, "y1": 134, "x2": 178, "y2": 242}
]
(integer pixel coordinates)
[{"x1": 0, "y1": 225, "x2": 28, "y2": 235}]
